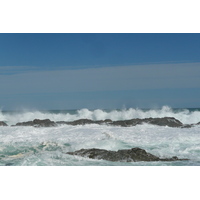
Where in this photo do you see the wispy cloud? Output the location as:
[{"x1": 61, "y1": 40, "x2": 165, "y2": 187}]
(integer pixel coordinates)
[
  {"x1": 0, "y1": 62, "x2": 200, "y2": 95},
  {"x1": 0, "y1": 66, "x2": 39, "y2": 75},
  {"x1": 1, "y1": 62, "x2": 200, "y2": 109}
]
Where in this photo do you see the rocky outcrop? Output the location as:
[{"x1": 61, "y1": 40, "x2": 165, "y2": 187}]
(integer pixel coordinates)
[
  {"x1": 57, "y1": 117, "x2": 183, "y2": 127},
  {"x1": 57, "y1": 119, "x2": 113, "y2": 126},
  {"x1": 67, "y1": 147, "x2": 188, "y2": 162},
  {"x1": 0, "y1": 121, "x2": 8, "y2": 126},
  {"x1": 57, "y1": 119, "x2": 94, "y2": 125},
  {"x1": 14, "y1": 119, "x2": 56, "y2": 127},
  {"x1": 181, "y1": 124, "x2": 194, "y2": 128},
  {"x1": 12, "y1": 117, "x2": 199, "y2": 128},
  {"x1": 110, "y1": 117, "x2": 183, "y2": 127}
]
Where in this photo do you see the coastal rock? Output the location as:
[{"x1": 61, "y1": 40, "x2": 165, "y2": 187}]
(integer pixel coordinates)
[
  {"x1": 143, "y1": 117, "x2": 183, "y2": 127},
  {"x1": 0, "y1": 121, "x2": 8, "y2": 126},
  {"x1": 70, "y1": 119, "x2": 113, "y2": 125},
  {"x1": 12, "y1": 117, "x2": 187, "y2": 128},
  {"x1": 95, "y1": 117, "x2": 180, "y2": 127},
  {"x1": 58, "y1": 117, "x2": 183, "y2": 127},
  {"x1": 57, "y1": 119, "x2": 113, "y2": 126},
  {"x1": 181, "y1": 124, "x2": 194, "y2": 128},
  {"x1": 67, "y1": 119, "x2": 95, "y2": 125},
  {"x1": 67, "y1": 147, "x2": 188, "y2": 162},
  {"x1": 15, "y1": 119, "x2": 56, "y2": 127}
]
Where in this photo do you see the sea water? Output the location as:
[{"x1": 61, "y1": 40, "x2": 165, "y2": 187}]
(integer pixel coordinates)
[{"x1": 0, "y1": 106, "x2": 200, "y2": 166}]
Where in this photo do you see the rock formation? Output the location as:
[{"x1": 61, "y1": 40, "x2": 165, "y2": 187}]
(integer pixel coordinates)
[
  {"x1": 14, "y1": 119, "x2": 56, "y2": 127},
  {"x1": 58, "y1": 117, "x2": 183, "y2": 127},
  {"x1": 0, "y1": 121, "x2": 8, "y2": 126},
  {"x1": 11, "y1": 117, "x2": 200, "y2": 128},
  {"x1": 110, "y1": 117, "x2": 183, "y2": 127},
  {"x1": 67, "y1": 147, "x2": 188, "y2": 162}
]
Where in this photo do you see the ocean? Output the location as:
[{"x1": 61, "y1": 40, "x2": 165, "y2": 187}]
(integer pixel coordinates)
[{"x1": 1, "y1": 105, "x2": 200, "y2": 166}]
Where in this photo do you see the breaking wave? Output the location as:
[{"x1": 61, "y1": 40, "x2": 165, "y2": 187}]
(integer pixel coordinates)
[{"x1": 1, "y1": 106, "x2": 200, "y2": 125}]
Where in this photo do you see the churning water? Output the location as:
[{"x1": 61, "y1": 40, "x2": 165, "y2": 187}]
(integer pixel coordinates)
[{"x1": 1, "y1": 106, "x2": 200, "y2": 166}]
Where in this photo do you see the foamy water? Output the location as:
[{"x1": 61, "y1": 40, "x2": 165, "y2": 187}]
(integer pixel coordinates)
[
  {"x1": 0, "y1": 106, "x2": 200, "y2": 166},
  {"x1": 1, "y1": 106, "x2": 200, "y2": 125},
  {"x1": 0, "y1": 124, "x2": 200, "y2": 166}
]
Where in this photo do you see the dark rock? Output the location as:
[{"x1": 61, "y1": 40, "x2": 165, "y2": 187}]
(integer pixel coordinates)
[
  {"x1": 5, "y1": 163, "x2": 14, "y2": 166},
  {"x1": 111, "y1": 119, "x2": 142, "y2": 127},
  {"x1": 32, "y1": 119, "x2": 56, "y2": 127},
  {"x1": 12, "y1": 117, "x2": 191, "y2": 128},
  {"x1": 104, "y1": 119, "x2": 113, "y2": 123},
  {"x1": 110, "y1": 117, "x2": 183, "y2": 127},
  {"x1": 0, "y1": 121, "x2": 8, "y2": 126},
  {"x1": 67, "y1": 119, "x2": 94, "y2": 125},
  {"x1": 144, "y1": 117, "x2": 183, "y2": 127},
  {"x1": 67, "y1": 147, "x2": 188, "y2": 162},
  {"x1": 57, "y1": 117, "x2": 183, "y2": 127},
  {"x1": 56, "y1": 121, "x2": 69, "y2": 125},
  {"x1": 15, "y1": 121, "x2": 34, "y2": 126},
  {"x1": 95, "y1": 119, "x2": 113, "y2": 125},
  {"x1": 181, "y1": 124, "x2": 194, "y2": 128},
  {"x1": 15, "y1": 119, "x2": 56, "y2": 127},
  {"x1": 57, "y1": 119, "x2": 113, "y2": 126}
]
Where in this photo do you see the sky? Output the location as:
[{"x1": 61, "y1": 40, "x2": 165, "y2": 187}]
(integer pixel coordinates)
[{"x1": 0, "y1": 33, "x2": 200, "y2": 110}]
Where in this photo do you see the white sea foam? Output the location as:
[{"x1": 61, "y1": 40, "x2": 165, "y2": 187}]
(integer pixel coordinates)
[
  {"x1": 1, "y1": 106, "x2": 200, "y2": 165},
  {"x1": 0, "y1": 123, "x2": 200, "y2": 166},
  {"x1": 1, "y1": 106, "x2": 200, "y2": 125}
]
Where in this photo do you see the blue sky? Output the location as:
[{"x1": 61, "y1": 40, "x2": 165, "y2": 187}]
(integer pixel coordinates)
[{"x1": 0, "y1": 33, "x2": 200, "y2": 110}]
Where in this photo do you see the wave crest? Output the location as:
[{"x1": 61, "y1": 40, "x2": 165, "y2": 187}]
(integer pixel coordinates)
[{"x1": 1, "y1": 106, "x2": 200, "y2": 125}]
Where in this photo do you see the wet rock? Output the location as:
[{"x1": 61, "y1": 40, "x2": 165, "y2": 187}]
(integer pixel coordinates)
[
  {"x1": 105, "y1": 117, "x2": 183, "y2": 127},
  {"x1": 144, "y1": 117, "x2": 183, "y2": 127},
  {"x1": 5, "y1": 162, "x2": 14, "y2": 166},
  {"x1": 12, "y1": 117, "x2": 190, "y2": 128},
  {"x1": 181, "y1": 124, "x2": 194, "y2": 128},
  {"x1": 15, "y1": 119, "x2": 56, "y2": 127},
  {"x1": 57, "y1": 119, "x2": 113, "y2": 126},
  {"x1": 15, "y1": 121, "x2": 34, "y2": 126},
  {"x1": 67, "y1": 119, "x2": 94, "y2": 125},
  {"x1": 95, "y1": 119, "x2": 113, "y2": 124},
  {"x1": 58, "y1": 117, "x2": 183, "y2": 127},
  {"x1": 33, "y1": 119, "x2": 56, "y2": 127},
  {"x1": 111, "y1": 119, "x2": 142, "y2": 127},
  {"x1": 0, "y1": 121, "x2": 8, "y2": 126},
  {"x1": 67, "y1": 147, "x2": 188, "y2": 162}
]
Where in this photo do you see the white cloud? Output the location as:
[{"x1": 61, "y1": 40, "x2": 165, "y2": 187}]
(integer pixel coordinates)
[{"x1": 0, "y1": 62, "x2": 200, "y2": 95}]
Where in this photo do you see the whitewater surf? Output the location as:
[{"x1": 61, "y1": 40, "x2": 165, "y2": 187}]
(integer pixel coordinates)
[{"x1": 0, "y1": 106, "x2": 200, "y2": 166}]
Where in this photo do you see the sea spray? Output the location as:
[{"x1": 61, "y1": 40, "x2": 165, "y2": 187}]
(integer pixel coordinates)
[{"x1": 1, "y1": 106, "x2": 200, "y2": 125}]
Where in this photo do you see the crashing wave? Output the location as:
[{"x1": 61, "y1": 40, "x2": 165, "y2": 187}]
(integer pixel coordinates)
[{"x1": 0, "y1": 106, "x2": 200, "y2": 125}]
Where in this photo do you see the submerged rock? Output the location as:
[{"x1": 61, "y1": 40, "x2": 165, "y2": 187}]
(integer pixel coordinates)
[
  {"x1": 14, "y1": 119, "x2": 56, "y2": 127},
  {"x1": 67, "y1": 147, "x2": 188, "y2": 162},
  {"x1": 0, "y1": 121, "x2": 8, "y2": 126},
  {"x1": 5, "y1": 162, "x2": 14, "y2": 166}
]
